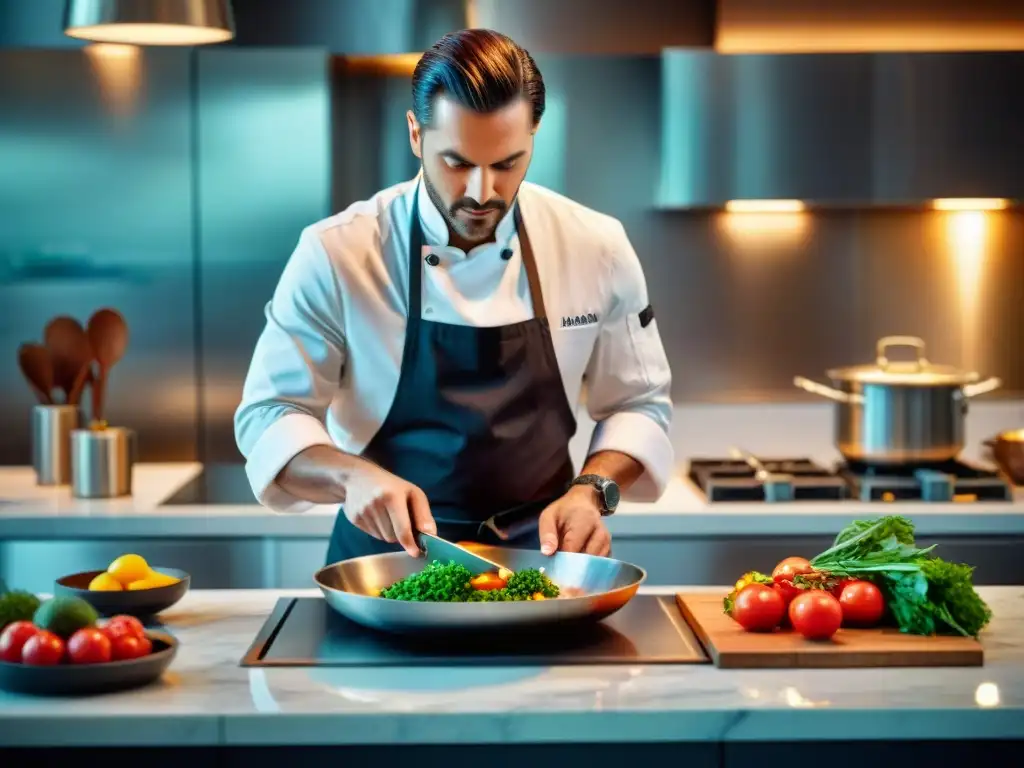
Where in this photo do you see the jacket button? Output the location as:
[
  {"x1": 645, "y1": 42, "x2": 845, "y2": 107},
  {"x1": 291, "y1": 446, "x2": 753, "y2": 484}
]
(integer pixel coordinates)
[{"x1": 425, "y1": 253, "x2": 440, "y2": 266}]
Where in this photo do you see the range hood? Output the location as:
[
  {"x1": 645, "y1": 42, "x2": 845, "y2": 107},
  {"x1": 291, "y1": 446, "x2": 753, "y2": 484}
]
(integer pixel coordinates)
[{"x1": 658, "y1": 51, "x2": 1024, "y2": 208}]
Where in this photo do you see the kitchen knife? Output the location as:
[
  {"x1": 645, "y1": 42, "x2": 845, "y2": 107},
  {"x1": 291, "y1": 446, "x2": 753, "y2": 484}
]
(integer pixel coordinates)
[{"x1": 415, "y1": 531, "x2": 506, "y2": 576}]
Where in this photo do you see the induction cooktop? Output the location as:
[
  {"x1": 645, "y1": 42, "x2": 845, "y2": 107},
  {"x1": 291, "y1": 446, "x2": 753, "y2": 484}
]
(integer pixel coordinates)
[{"x1": 240, "y1": 595, "x2": 710, "y2": 667}]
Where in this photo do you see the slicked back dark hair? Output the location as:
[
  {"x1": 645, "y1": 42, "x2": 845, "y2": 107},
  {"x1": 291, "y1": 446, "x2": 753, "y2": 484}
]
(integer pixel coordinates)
[{"x1": 412, "y1": 28, "x2": 545, "y2": 128}]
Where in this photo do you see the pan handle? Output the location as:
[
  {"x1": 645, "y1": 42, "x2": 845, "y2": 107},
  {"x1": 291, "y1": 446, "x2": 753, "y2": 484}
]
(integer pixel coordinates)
[
  {"x1": 793, "y1": 376, "x2": 864, "y2": 404},
  {"x1": 963, "y1": 377, "x2": 1002, "y2": 399}
]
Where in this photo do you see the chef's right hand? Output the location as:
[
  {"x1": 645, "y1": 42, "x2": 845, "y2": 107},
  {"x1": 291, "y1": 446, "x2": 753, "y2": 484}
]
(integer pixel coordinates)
[{"x1": 343, "y1": 460, "x2": 436, "y2": 556}]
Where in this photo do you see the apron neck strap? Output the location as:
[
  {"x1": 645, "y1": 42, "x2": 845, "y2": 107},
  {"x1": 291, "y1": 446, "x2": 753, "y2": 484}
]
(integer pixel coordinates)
[
  {"x1": 514, "y1": 204, "x2": 547, "y2": 320},
  {"x1": 407, "y1": 188, "x2": 548, "y2": 322}
]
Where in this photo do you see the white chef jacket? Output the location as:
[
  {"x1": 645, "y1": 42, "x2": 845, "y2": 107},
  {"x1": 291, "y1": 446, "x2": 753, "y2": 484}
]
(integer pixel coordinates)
[{"x1": 235, "y1": 174, "x2": 674, "y2": 514}]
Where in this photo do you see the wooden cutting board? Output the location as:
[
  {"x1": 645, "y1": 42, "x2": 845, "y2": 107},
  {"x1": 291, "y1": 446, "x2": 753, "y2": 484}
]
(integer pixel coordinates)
[{"x1": 676, "y1": 593, "x2": 984, "y2": 669}]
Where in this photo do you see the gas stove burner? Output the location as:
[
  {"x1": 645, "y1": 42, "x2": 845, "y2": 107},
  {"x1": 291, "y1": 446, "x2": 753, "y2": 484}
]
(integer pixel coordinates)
[
  {"x1": 688, "y1": 458, "x2": 848, "y2": 502},
  {"x1": 689, "y1": 456, "x2": 1013, "y2": 503},
  {"x1": 838, "y1": 459, "x2": 1013, "y2": 502}
]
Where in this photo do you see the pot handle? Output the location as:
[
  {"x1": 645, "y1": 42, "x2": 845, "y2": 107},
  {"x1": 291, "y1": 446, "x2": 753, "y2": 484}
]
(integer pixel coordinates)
[
  {"x1": 793, "y1": 376, "x2": 864, "y2": 404},
  {"x1": 877, "y1": 336, "x2": 928, "y2": 370},
  {"x1": 963, "y1": 377, "x2": 1002, "y2": 399}
]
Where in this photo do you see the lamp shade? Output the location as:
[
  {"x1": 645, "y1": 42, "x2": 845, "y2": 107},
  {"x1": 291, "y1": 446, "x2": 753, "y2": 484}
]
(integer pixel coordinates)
[{"x1": 64, "y1": 0, "x2": 234, "y2": 46}]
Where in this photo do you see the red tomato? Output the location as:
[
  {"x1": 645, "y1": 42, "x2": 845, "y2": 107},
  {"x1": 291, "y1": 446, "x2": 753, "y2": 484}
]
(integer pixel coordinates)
[
  {"x1": 110, "y1": 633, "x2": 152, "y2": 661},
  {"x1": 829, "y1": 577, "x2": 855, "y2": 598},
  {"x1": 68, "y1": 628, "x2": 113, "y2": 664},
  {"x1": 788, "y1": 591, "x2": 843, "y2": 641},
  {"x1": 771, "y1": 557, "x2": 812, "y2": 609},
  {"x1": 102, "y1": 615, "x2": 146, "y2": 640},
  {"x1": 773, "y1": 556, "x2": 814, "y2": 583},
  {"x1": 21, "y1": 630, "x2": 65, "y2": 665},
  {"x1": 838, "y1": 580, "x2": 885, "y2": 627},
  {"x1": 773, "y1": 579, "x2": 803, "y2": 607},
  {"x1": 469, "y1": 573, "x2": 507, "y2": 591},
  {"x1": 732, "y1": 583, "x2": 785, "y2": 632},
  {"x1": 0, "y1": 621, "x2": 39, "y2": 663}
]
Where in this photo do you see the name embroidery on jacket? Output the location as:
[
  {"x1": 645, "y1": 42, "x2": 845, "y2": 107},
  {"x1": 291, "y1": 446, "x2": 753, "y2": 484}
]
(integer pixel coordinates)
[{"x1": 560, "y1": 313, "x2": 599, "y2": 328}]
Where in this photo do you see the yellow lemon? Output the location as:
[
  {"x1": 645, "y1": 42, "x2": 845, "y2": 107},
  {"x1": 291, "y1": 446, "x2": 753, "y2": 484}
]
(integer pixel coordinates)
[
  {"x1": 145, "y1": 571, "x2": 180, "y2": 588},
  {"x1": 107, "y1": 554, "x2": 152, "y2": 586},
  {"x1": 88, "y1": 572, "x2": 123, "y2": 591},
  {"x1": 127, "y1": 578, "x2": 159, "y2": 590}
]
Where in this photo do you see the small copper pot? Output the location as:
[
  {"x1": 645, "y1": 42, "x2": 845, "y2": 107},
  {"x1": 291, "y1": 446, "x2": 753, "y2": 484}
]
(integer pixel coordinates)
[{"x1": 985, "y1": 429, "x2": 1024, "y2": 485}]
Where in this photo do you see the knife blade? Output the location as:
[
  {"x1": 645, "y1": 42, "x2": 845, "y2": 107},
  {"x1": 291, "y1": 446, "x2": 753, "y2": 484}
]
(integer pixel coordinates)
[{"x1": 415, "y1": 531, "x2": 505, "y2": 576}]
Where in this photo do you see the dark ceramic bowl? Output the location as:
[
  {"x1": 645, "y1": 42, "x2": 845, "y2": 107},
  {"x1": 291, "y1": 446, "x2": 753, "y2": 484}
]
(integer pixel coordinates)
[
  {"x1": 0, "y1": 631, "x2": 177, "y2": 696},
  {"x1": 54, "y1": 567, "x2": 190, "y2": 618}
]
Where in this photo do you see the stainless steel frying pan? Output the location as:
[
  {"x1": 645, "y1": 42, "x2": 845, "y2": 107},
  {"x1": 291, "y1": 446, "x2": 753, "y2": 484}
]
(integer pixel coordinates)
[{"x1": 313, "y1": 546, "x2": 646, "y2": 634}]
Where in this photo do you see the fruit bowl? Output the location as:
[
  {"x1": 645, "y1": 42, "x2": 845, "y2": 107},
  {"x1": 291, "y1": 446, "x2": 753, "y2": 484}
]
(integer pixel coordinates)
[
  {"x1": 0, "y1": 631, "x2": 177, "y2": 696},
  {"x1": 55, "y1": 568, "x2": 190, "y2": 618}
]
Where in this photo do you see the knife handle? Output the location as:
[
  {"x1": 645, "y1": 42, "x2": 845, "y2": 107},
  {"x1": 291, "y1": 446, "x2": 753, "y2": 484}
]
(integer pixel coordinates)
[{"x1": 479, "y1": 498, "x2": 549, "y2": 541}]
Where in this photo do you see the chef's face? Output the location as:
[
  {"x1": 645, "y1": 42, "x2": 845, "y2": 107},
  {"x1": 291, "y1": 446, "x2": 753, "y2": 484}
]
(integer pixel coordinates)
[{"x1": 408, "y1": 94, "x2": 535, "y2": 246}]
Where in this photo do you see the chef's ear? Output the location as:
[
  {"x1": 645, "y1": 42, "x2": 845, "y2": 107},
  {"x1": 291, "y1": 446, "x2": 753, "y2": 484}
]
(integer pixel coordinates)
[{"x1": 407, "y1": 110, "x2": 422, "y2": 159}]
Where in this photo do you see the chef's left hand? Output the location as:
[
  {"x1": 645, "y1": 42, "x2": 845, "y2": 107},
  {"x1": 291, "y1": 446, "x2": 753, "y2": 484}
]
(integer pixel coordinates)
[{"x1": 537, "y1": 485, "x2": 610, "y2": 556}]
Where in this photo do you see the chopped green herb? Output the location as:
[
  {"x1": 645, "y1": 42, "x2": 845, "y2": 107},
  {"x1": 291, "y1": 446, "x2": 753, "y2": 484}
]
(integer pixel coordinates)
[{"x1": 378, "y1": 560, "x2": 559, "y2": 602}]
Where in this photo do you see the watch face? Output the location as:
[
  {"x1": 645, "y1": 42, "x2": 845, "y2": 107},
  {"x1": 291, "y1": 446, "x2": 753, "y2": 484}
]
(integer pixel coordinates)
[{"x1": 603, "y1": 480, "x2": 620, "y2": 511}]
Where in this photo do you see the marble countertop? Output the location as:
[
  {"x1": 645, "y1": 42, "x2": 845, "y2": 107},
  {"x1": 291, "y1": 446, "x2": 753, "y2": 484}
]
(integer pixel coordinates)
[
  {"x1": 0, "y1": 586, "x2": 1021, "y2": 747},
  {"x1": 0, "y1": 462, "x2": 1022, "y2": 540}
]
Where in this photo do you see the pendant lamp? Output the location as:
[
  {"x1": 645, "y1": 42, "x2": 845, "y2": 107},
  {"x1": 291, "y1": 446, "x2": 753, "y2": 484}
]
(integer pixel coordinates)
[{"x1": 64, "y1": 0, "x2": 235, "y2": 46}]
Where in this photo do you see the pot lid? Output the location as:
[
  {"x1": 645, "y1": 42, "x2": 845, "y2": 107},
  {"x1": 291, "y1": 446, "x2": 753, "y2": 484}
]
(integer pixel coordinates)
[{"x1": 827, "y1": 336, "x2": 981, "y2": 386}]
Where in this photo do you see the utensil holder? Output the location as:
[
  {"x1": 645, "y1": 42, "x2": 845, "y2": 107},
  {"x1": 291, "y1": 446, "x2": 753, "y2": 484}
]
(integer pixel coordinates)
[
  {"x1": 71, "y1": 427, "x2": 136, "y2": 498},
  {"x1": 31, "y1": 404, "x2": 80, "y2": 485}
]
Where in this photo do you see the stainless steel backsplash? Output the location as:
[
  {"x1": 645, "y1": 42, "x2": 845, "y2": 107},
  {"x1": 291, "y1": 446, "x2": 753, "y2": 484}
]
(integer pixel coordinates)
[{"x1": 2, "y1": 48, "x2": 1021, "y2": 465}]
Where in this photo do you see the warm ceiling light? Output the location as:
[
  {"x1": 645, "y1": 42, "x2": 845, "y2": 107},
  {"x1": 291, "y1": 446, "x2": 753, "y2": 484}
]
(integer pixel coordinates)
[
  {"x1": 336, "y1": 54, "x2": 424, "y2": 78},
  {"x1": 932, "y1": 198, "x2": 1010, "y2": 211},
  {"x1": 717, "y1": 0, "x2": 1024, "y2": 53},
  {"x1": 725, "y1": 200, "x2": 806, "y2": 213},
  {"x1": 64, "y1": 0, "x2": 235, "y2": 46}
]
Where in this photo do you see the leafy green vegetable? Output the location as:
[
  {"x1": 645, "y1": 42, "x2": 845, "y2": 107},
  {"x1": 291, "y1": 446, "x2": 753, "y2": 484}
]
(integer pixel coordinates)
[
  {"x1": 812, "y1": 516, "x2": 929, "y2": 568},
  {"x1": 379, "y1": 560, "x2": 559, "y2": 602},
  {"x1": 920, "y1": 558, "x2": 992, "y2": 637},
  {"x1": 809, "y1": 515, "x2": 992, "y2": 638}
]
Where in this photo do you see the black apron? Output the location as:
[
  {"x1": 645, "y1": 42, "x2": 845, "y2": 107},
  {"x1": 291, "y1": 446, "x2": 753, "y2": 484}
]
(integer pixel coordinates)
[{"x1": 325, "y1": 190, "x2": 577, "y2": 564}]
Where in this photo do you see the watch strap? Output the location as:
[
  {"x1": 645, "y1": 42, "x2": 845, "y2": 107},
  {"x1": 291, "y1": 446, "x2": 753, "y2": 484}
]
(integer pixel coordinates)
[{"x1": 571, "y1": 474, "x2": 617, "y2": 515}]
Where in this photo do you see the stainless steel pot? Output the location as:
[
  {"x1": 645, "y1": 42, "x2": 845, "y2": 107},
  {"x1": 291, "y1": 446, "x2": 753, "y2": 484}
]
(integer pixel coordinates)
[{"x1": 794, "y1": 336, "x2": 1002, "y2": 465}]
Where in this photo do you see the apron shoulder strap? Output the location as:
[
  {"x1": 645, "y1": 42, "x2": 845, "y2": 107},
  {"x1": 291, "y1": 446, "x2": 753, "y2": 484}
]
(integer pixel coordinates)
[{"x1": 513, "y1": 205, "x2": 547, "y2": 321}]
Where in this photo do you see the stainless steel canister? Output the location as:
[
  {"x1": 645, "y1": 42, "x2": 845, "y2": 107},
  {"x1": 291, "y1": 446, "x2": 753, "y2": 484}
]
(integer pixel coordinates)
[
  {"x1": 71, "y1": 427, "x2": 136, "y2": 498},
  {"x1": 31, "y1": 404, "x2": 80, "y2": 485}
]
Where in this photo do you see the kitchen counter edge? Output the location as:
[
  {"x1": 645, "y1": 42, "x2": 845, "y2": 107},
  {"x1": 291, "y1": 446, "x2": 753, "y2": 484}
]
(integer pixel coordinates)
[{"x1": 0, "y1": 587, "x2": 1021, "y2": 748}]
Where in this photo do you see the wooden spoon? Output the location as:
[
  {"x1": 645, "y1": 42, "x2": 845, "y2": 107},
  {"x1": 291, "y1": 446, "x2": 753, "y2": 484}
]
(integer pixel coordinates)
[
  {"x1": 18, "y1": 343, "x2": 55, "y2": 404},
  {"x1": 44, "y1": 316, "x2": 93, "y2": 404},
  {"x1": 86, "y1": 308, "x2": 129, "y2": 424}
]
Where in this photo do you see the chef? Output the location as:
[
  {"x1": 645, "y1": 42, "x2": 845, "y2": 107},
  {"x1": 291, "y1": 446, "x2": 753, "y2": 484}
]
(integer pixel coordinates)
[{"x1": 234, "y1": 28, "x2": 674, "y2": 565}]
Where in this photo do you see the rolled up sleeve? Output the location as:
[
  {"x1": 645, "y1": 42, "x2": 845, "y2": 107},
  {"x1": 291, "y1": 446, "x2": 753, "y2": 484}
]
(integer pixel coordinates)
[
  {"x1": 234, "y1": 227, "x2": 345, "y2": 512},
  {"x1": 584, "y1": 222, "x2": 674, "y2": 501}
]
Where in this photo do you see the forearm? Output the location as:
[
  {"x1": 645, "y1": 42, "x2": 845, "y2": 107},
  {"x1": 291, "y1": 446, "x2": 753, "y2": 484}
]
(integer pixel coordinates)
[
  {"x1": 577, "y1": 450, "x2": 643, "y2": 491},
  {"x1": 274, "y1": 445, "x2": 371, "y2": 505}
]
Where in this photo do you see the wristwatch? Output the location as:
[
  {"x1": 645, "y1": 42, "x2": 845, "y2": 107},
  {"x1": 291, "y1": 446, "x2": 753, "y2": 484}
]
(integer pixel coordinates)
[{"x1": 571, "y1": 474, "x2": 620, "y2": 516}]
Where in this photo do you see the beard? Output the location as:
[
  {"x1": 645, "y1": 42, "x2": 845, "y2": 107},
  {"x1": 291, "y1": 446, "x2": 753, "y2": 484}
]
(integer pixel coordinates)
[{"x1": 422, "y1": 165, "x2": 511, "y2": 246}]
